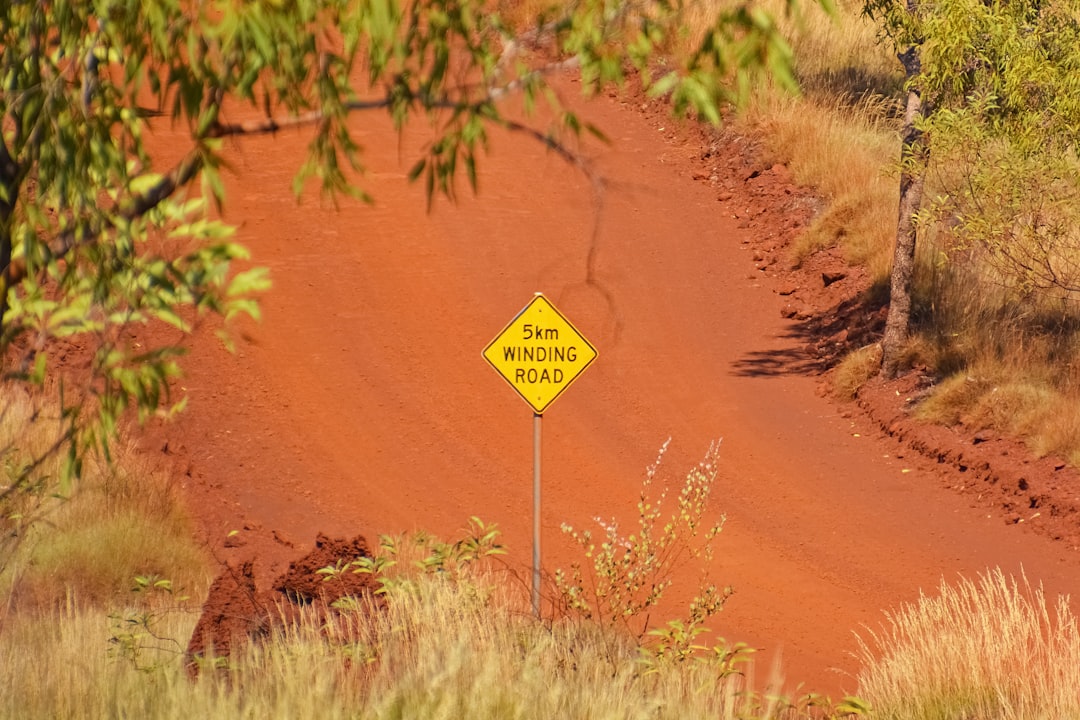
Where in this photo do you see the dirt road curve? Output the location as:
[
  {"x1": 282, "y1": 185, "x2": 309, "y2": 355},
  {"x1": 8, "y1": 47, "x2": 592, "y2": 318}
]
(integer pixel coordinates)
[{"x1": 146, "y1": 75, "x2": 1080, "y2": 696}]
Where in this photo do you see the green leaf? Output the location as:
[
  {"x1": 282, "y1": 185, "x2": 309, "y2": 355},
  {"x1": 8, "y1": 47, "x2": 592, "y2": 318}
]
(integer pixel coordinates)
[
  {"x1": 30, "y1": 352, "x2": 48, "y2": 385},
  {"x1": 227, "y1": 267, "x2": 272, "y2": 298}
]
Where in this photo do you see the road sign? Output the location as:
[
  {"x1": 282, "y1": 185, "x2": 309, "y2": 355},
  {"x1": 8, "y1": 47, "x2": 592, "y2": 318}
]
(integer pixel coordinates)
[{"x1": 483, "y1": 293, "x2": 597, "y2": 414}]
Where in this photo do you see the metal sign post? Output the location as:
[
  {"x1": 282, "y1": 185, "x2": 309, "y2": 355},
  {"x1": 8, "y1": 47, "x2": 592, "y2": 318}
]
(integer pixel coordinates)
[
  {"x1": 532, "y1": 412, "x2": 542, "y2": 616},
  {"x1": 483, "y1": 293, "x2": 597, "y2": 617}
]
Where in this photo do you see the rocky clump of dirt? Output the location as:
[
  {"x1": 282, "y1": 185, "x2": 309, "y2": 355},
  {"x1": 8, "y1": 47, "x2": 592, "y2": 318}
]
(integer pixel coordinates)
[{"x1": 186, "y1": 533, "x2": 377, "y2": 669}]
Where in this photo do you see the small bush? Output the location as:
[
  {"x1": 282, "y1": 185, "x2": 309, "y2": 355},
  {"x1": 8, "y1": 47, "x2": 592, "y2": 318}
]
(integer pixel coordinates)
[{"x1": 554, "y1": 439, "x2": 729, "y2": 640}]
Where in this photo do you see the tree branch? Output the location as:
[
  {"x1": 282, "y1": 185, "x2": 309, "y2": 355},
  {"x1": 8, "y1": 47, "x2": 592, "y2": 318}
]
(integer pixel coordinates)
[
  {"x1": 209, "y1": 58, "x2": 581, "y2": 137},
  {"x1": 120, "y1": 152, "x2": 204, "y2": 222},
  {"x1": 208, "y1": 100, "x2": 392, "y2": 138},
  {"x1": 0, "y1": 137, "x2": 22, "y2": 336},
  {"x1": 5, "y1": 57, "x2": 597, "y2": 292},
  {"x1": 489, "y1": 58, "x2": 581, "y2": 101}
]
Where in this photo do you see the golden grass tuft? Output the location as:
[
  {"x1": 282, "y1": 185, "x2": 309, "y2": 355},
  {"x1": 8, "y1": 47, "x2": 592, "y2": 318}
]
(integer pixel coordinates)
[
  {"x1": 742, "y1": 90, "x2": 899, "y2": 282},
  {"x1": 855, "y1": 568, "x2": 1080, "y2": 719},
  {"x1": 832, "y1": 342, "x2": 883, "y2": 399},
  {"x1": 916, "y1": 365, "x2": 1080, "y2": 466},
  {"x1": 1031, "y1": 401, "x2": 1080, "y2": 468},
  {"x1": 915, "y1": 349, "x2": 1051, "y2": 427},
  {"x1": 2, "y1": 456, "x2": 210, "y2": 611}
]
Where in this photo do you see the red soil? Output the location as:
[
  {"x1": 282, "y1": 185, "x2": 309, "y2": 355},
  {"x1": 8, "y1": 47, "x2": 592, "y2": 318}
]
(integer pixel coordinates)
[{"x1": 143, "y1": 73, "x2": 1080, "y2": 698}]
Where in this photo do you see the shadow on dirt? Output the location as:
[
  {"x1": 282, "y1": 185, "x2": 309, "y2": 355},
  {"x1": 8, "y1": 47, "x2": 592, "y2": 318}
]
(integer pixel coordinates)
[{"x1": 731, "y1": 292, "x2": 888, "y2": 379}]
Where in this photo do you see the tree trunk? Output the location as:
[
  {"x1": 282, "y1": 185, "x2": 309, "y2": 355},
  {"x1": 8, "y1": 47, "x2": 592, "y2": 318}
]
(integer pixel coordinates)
[{"x1": 881, "y1": 49, "x2": 929, "y2": 379}]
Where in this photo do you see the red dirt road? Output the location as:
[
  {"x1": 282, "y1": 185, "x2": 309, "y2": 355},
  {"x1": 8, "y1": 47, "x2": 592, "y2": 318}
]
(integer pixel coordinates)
[{"x1": 148, "y1": 76, "x2": 1080, "y2": 696}]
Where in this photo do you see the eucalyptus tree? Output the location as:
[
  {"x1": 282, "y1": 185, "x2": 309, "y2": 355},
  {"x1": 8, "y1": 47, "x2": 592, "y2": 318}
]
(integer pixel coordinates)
[{"x1": 866, "y1": 0, "x2": 1080, "y2": 376}]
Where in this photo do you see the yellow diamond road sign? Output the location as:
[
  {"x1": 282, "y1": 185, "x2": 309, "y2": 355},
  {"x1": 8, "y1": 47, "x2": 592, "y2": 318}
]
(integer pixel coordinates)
[{"x1": 483, "y1": 294, "x2": 597, "y2": 414}]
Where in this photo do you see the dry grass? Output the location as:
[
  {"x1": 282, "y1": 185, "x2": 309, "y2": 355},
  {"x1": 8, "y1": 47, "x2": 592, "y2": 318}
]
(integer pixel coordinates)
[
  {"x1": 0, "y1": 563, "x2": 830, "y2": 720},
  {"x1": 784, "y1": 0, "x2": 900, "y2": 99},
  {"x1": 0, "y1": 389, "x2": 211, "y2": 612},
  {"x1": 7, "y1": 526, "x2": 1078, "y2": 720},
  {"x1": 832, "y1": 342, "x2": 882, "y2": 399},
  {"x1": 905, "y1": 242, "x2": 1080, "y2": 464},
  {"x1": 915, "y1": 365, "x2": 1080, "y2": 467},
  {"x1": 855, "y1": 568, "x2": 1080, "y2": 719},
  {"x1": 7, "y1": 559, "x2": 1076, "y2": 720},
  {"x1": 746, "y1": 90, "x2": 898, "y2": 280}
]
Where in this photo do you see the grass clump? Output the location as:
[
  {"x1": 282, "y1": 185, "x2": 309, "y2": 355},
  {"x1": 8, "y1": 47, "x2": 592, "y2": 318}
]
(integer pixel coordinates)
[
  {"x1": 855, "y1": 568, "x2": 1080, "y2": 720},
  {"x1": 913, "y1": 366, "x2": 1050, "y2": 433},
  {"x1": 7, "y1": 454, "x2": 208, "y2": 611},
  {"x1": 916, "y1": 367, "x2": 1080, "y2": 466},
  {"x1": 746, "y1": 91, "x2": 898, "y2": 281},
  {"x1": 0, "y1": 387, "x2": 210, "y2": 611},
  {"x1": 832, "y1": 343, "x2": 883, "y2": 399},
  {"x1": 0, "y1": 453, "x2": 209, "y2": 612}
]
